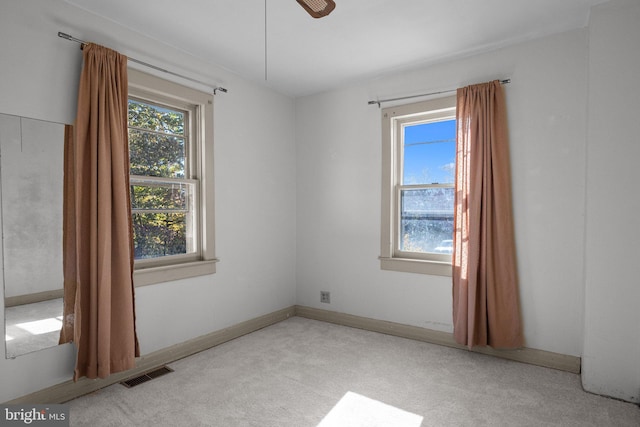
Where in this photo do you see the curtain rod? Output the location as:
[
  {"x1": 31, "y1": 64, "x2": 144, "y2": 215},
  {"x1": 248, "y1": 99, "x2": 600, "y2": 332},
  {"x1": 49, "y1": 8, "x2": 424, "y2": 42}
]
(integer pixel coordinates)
[
  {"x1": 58, "y1": 32, "x2": 228, "y2": 95},
  {"x1": 367, "y1": 79, "x2": 511, "y2": 107}
]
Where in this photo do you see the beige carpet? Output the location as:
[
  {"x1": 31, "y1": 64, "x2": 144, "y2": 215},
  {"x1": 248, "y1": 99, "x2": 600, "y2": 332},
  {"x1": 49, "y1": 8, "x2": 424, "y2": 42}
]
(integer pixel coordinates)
[{"x1": 68, "y1": 317, "x2": 640, "y2": 426}]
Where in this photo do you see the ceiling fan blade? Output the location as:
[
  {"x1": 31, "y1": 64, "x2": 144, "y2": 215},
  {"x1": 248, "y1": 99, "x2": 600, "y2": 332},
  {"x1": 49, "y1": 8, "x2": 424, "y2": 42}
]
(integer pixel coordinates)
[{"x1": 296, "y1": 0, "x2": 336, "y2": 18}]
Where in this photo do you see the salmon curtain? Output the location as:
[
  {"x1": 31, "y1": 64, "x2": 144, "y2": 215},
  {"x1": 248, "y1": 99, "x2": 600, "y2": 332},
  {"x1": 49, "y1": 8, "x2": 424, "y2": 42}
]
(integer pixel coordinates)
[
  {"x1": 452, "y1": 80, "x2": 523, "y2": 349},
  {"x1": 59, "y1": 43, "x2": 139, "y2": 380}
]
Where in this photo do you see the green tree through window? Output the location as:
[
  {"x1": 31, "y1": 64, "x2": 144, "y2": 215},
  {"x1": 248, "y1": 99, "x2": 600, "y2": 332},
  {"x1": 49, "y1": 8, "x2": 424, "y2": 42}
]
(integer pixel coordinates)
[{"x1": 128, "y1": 98, "x2": 193, "y2": 260}]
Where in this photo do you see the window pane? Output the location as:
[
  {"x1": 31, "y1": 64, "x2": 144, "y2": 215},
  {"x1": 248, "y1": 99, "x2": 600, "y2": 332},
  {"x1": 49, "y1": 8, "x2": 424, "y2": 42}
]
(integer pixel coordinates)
[
  {"x1": 132, "y1": 212, "x2": 187, "y2": 259},
  {"x1": 403, "y1": 119, "x2": 456, "y2": 185},
  {"x1": 400, "y1": 187, "x2": 454, "y2": 254},
  {"x1": 131, "y1": 182, "x2": 188, "y2": 211},
  {"x1": 128, "y1": 98, "x2": 186, "y2": 179},
  {"x1": 131, "y1": 182, "x2": 194, "y2": 260},
  {"x1": 129, "y1": 129, "x2": 185, "y2": 178},
  {"x1": 128, "y1": 99, "x2": 184, "y2": 135}
]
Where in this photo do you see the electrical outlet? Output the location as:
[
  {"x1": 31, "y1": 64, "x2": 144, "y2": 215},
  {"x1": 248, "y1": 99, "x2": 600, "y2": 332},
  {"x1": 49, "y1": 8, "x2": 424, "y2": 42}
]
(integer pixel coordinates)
[{"x1": 320, "y1": 291, "x2": 331, "y2": 304}]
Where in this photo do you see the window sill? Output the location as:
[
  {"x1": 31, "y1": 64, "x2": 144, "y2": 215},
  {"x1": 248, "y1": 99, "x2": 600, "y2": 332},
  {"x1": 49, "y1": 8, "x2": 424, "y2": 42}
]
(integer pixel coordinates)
[
  {"x1": 379, "y1": 257, "x2": 452, "y2": 277},
  {"x1": 133, "y1": 259, "x2": 218, "y2": 287}
]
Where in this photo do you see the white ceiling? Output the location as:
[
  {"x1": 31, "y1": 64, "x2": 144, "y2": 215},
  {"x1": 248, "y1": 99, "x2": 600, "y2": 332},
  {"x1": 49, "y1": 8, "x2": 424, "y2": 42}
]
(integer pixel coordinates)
[{"x1": 65, "y1": 0, "x2": 608, "y2": 98}]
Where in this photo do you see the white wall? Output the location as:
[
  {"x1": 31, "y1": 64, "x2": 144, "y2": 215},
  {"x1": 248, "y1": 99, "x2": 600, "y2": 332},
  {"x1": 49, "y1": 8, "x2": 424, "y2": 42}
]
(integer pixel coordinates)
[
  {"x1": 582, "y1": 0, "x2": 640, "y2": 404},
  {"x1": 296, "y1": 29, "x2": 589, "y2": 358},
  {"x1": 0, "y1": 0, "x2": 296, "y2": 402}
]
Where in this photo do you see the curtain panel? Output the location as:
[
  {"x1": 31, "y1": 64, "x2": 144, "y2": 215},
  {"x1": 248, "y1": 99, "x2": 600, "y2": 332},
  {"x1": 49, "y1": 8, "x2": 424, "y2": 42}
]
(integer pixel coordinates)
[
  {"x1": 452, "y1": 80, "x2": 523, "y2": 349},
  {"x1": 60, "y1": 43, "x2": 139, "y2": 380}
]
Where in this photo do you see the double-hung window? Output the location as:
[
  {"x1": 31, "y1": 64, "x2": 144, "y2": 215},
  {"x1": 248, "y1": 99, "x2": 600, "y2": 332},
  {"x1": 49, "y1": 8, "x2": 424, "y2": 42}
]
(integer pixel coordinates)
[
  {"x1": 380, "y1": 95, "x2": 456, "y2": 276},
  {"x1": 128, "y1": 69, "x2": 216, "y2": 285}
]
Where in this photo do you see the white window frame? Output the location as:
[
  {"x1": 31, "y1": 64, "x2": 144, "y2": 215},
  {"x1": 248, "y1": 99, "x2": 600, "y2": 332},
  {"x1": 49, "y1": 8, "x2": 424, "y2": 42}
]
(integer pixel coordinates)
[
  {"x1": 379, "y1": 95, "x2": 456, "y2": 276},
  {"x1": 128, "y1": 69, "x2": 217, "y2": 286}
]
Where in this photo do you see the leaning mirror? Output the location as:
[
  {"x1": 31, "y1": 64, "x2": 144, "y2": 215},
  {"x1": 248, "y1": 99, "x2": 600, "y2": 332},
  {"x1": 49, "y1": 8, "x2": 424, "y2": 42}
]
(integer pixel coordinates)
[{"x1": 0, "y1": 113, "x2": 65, "y2": 358}]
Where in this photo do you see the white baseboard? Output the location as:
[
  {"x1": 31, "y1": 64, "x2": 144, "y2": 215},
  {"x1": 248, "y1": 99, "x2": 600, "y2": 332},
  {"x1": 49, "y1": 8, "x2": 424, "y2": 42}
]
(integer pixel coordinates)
[
  {"x1": 295, "y1": 305, "x2": 581, "y2": 374},
  {"x1": 6, "y1": 304, "x2": 580, "y2": 404},
  {"x1": 5, "y1": 289, "x2": 64, "y2": 307}
]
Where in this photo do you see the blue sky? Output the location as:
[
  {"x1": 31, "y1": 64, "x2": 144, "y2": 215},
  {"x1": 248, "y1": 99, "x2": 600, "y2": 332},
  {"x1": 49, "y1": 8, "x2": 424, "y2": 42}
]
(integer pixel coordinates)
[{"x1": 403, "y1": 119, "x2": 456, "y2": 185}]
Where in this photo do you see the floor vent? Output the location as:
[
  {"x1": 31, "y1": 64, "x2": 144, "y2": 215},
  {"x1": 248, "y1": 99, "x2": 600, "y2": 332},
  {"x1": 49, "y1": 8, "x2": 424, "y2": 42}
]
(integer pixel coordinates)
[{"x1": 120, "y1": 366, "x2": 174, "y2": 388}]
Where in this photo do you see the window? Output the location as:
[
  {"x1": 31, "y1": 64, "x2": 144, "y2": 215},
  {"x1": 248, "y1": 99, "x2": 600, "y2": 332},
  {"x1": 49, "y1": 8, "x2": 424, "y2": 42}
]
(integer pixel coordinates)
[
  {"x1": 128, "y1": 69, "x2": 216, "y2": 286},
  {"x1": 380, "y1": 95, "x2": 456, "y2": 276},
  {"x1": 129, "y1": 98, "x2": 195, "y2": 261}
]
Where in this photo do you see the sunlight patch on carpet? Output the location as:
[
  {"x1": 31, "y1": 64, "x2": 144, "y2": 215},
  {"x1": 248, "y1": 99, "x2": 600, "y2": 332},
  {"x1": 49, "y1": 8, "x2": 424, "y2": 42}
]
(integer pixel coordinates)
[
  {"x1": 16, "y1": 317, "x2": 63, "y2": 335},
  {"x1": 318, "y1": 391, "x2": 423, "y2": 427}
]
